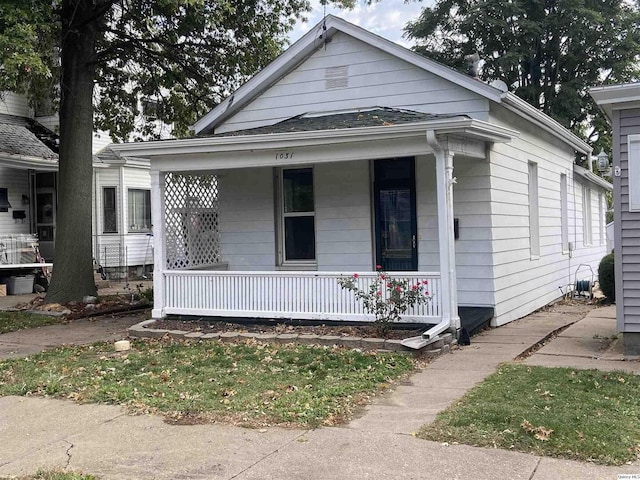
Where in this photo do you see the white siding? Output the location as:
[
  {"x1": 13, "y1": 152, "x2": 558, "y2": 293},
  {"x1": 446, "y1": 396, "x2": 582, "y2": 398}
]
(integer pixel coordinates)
[
  {"x1": 0, "y1": 167, "x2": 31, "y2": 235},
  {"x1": 219, "y1": 168, "x2": 276, "y2": 270},
  {"x1": 315, "y1": 161, "x2": 373, "y2": 271},
  {"x1": 488, "y1": 105, "x2": 609, "y2": 325},
  {"x1": 0, "y1": 92, "x2": 30, "y2": 117},
  {"x1": 216, "y1": 32, "x2": 489, "y2": 134}
]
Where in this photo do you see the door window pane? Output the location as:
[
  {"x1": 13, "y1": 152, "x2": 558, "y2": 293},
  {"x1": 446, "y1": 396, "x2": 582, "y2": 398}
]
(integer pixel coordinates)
[
  {"x1": 103, "y1": 187, "x2": 117, "y2": 233},
  {"x1": 285, "y1": 216, "x2": 315, "y2": 260},
  {"x1": 128, "y1": 189, "x2": 151, "y2": 232}
]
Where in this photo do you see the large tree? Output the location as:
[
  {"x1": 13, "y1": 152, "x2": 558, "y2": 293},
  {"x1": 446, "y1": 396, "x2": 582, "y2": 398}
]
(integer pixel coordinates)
[
  {"x1": 0, "y1": 0, "x2": 353, "y2": 302},
  {"x1": 405, "y1": 0, "x2": 640, "y2": 153}
]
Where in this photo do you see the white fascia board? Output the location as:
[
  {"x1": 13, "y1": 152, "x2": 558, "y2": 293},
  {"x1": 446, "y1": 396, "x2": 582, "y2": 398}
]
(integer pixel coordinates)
[
  {"x1": 574, "y1": 164, "x2": 612, "y2": 191},
  {"x1": 0, "y1": 154, "x2": 58, "y2": 171},
  {"x1": 111, "y1": 117, "x2": 517, "y2": 160},
  {"x1": 192, "y1": 15, "x2": 505, "y2": 135},
  {"x1": 590, "y1": 83, "x2": 640, "y2": 121},
  {"x1": 502, "y1": 93, "x2": 592, "y2": 155}
]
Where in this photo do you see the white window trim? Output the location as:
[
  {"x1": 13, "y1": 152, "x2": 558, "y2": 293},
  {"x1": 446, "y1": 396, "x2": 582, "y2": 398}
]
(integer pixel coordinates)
[
  {"x1": 276, "y1": 167, "x2": 317, "y2": 268},
  {"x1": 598, "y1": 191, "x2": 605, "y2": 246},
  {"x1": 560, "y1": 173, "x2": 569, "y2": 254},
  {"x1": 628, "y1": 134, "x2": 640, "y2": 212},
  {"x1": 102, "y1": 186, "x2": 118, "y2": 234},
  {"x1": 528, "y1": 161, "x2": 540, "y2": 259},
  {"x1": 583, "y1": 185, "x2": 592, "y2": 246},
  {"x1": 127, "y1": 188, "x2": 152, "y2": 234}
]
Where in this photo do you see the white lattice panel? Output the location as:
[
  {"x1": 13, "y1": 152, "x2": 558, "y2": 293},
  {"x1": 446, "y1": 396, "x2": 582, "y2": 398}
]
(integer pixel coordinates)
[{"x1": 164, "y1": 173, "x2": 220, "y2": 269}]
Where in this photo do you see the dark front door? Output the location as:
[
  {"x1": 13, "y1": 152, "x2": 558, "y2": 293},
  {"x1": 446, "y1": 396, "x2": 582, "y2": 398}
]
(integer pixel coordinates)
[{"x1": 374, "y1": 157, "x2": 418, "y2": 271}]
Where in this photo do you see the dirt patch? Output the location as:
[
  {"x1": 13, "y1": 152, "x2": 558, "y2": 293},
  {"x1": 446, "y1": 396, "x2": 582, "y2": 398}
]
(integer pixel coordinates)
[
  {"x1": 15, "y1": 295, "x2": 151, "y2": 320},
  {"x1": 149, "y1": 318, "x2": 426, "y2": 340}
]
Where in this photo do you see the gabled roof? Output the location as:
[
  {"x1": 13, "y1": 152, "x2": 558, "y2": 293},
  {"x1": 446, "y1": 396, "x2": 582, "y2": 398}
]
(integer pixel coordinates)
[
  {"x1": 193, "y1": 15, "x2": 503, "y2": 135},
  {"x1": 192, "y1": 15, "x2": 591, "y2": 155}
]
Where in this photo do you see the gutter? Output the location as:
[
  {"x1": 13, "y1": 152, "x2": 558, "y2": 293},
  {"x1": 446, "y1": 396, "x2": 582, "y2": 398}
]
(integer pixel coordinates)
[
  {"x1": 401, "y1": 130, "x2": 457, "y2": 350},
  {"x1": 573, "y1": 164, "x2": 613, "y2": 191},
  {"x1": 0, "y1": 153, "x2": 58, "y2": 171}
]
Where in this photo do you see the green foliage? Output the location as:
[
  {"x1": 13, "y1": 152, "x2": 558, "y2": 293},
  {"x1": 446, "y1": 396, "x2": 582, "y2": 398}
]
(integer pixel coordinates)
[
  {"x1": 419, "y1": 364, "x2": 640, "y2": 465},
  {"x1": 598, "y1": 252, "x2": 615, "y2": 301},
  {"x1": 338, "y1": 267, "x2": 431, "y2": 334},
  {"x1": 405, "y1": 0, "x2": 640, "y2": 155},
  {"x1": 0, "y1": 338, "x2": 414, "y2": 428}
]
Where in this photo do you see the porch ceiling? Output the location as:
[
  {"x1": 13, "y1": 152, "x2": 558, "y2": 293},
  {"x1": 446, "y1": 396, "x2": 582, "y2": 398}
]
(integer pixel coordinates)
[{"x1": 111, "y1": 116, "x2": 517, "y2": 173}]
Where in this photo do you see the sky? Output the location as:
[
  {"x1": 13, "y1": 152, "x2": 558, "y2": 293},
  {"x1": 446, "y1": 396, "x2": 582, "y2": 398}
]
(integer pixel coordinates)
[{"x1": 288, "y1": 0, "x2": 434, "y2": 48}]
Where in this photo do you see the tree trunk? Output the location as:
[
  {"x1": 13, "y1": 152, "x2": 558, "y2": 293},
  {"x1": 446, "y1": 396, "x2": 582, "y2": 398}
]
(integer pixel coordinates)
[{"x1": 46, "y1": 0, "x2": 99, "y2": 302}]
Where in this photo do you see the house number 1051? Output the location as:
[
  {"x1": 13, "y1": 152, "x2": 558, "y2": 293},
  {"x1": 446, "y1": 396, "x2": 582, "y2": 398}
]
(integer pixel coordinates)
[{"x1": 275, "y1": 152, "x2": 294, "y2": 160}]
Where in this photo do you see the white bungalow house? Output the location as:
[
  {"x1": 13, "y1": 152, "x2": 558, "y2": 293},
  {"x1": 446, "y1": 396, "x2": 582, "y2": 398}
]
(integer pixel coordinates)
[
  {"x1": 112, "y1": 16, "x2": 610, "y2": 346},
  {"x1": 590, "y1": 82, "x2": 640, "y2": 355}
]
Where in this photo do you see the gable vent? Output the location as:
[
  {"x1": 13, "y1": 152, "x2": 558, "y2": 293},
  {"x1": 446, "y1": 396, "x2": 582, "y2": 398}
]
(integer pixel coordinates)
[{"x1": 325, "y1": 65, "x2": 349, "y2": 90}]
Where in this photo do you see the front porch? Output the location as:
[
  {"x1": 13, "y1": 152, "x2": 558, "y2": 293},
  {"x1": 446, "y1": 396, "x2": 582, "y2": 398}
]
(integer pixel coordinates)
[{"x1": 112, "y1": 111, "x2": 516, "y2": 334}]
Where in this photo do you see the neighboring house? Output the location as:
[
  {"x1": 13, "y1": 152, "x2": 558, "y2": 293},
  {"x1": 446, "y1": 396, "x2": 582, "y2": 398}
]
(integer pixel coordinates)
[
  {"x1": 590, "y1": 82, "x2": 640, "y2": 355},
  {"x1": 93, "y1": 147, "x2": 154, "y2": 278},
  {"x1": 112, "y1": 16, "x2": 610, "y2": 345},
  {"x1": 0, "y1": 91, "x2": 168, "y2": 276},
  {"x1": 0, "y1": 93, "x2": 59, "y2": 261}
]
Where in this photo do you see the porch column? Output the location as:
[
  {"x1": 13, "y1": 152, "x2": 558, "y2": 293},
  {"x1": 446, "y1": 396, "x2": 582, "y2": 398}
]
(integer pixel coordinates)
[
  {"x1": 150, "y1": 170, "x2": 166, "y2": 318},
  {"x1": 427, "y1": 131, "x2": 461, "y2": 332}
]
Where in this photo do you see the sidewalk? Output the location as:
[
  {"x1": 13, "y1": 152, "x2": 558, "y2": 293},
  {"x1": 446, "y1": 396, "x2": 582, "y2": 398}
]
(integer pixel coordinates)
[{"x1": 0, "y1": 303, "x2": 638, "y2": 479}]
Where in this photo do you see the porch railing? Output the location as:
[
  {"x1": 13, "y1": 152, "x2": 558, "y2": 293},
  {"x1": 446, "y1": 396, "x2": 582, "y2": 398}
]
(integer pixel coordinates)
[{"x1": 160, "y1": 270, "x2": 442, "y2": 323}]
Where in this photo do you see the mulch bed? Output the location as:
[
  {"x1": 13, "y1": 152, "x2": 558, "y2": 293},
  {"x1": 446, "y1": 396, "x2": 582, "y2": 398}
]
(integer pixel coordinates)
[{"x1": 149, "y1": 318, "x2": 427, "y2": 340}]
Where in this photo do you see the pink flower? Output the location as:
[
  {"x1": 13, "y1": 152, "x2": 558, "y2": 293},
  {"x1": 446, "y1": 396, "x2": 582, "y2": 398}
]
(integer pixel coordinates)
[
  {"x1": 387, "y1": 282, "x2": 392, "y2": 288},
  {"x1": 376, "y1": 265, "x2": 382, "y2": 270},
  {"x1": 425, "y1": 291, "x2": 429, "y2": 295},
  {"x1": 412, "y1": 284, "x2": 419, "y2": 290},
  {"x1": 376, "y1": 291, "x2": 382, "y2": 296},
  {"x1": 380, "y1": 275, "x2": 386, "y2": 280},
  {"x1": 423, "y1": 280, "x2": 429, "y2": 285},
  {"x1": 353, "y1": 273, "x2": 359, "y2": 278},
  {"x1": 395, "y1": 286, "x2": 402, "y2": 292}
]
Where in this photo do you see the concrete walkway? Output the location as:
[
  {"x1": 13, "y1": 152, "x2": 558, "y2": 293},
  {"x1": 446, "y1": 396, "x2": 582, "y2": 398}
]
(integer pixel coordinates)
[{"x1": 0, "y1": 303, "x2": 639, "y2": 479}]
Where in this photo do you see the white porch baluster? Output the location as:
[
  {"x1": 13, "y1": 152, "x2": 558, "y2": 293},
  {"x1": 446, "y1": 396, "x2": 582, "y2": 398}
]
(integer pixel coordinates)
[{"x1": 157, "y1": 271, "x2": 442, "y2": 323}]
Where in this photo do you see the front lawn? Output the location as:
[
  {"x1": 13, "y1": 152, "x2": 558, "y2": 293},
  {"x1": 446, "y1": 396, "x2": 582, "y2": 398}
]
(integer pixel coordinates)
[
  {"x1": 418, "y1": 363, "x2": 640, "y2": 465},
  {"x1": 0, "y1": 338, "x2": 414, "y2": 428},
  {"x1": 0, "y1": 311, "x2": 64, "y2": 334}
]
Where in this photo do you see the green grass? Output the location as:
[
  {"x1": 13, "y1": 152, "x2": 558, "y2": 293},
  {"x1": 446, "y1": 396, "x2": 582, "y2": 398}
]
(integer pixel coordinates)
[
  {"x1": 0, "y1": 338, "x2": 414, "y2": 428},
  {"x1": 0, "y1": 311, "x2": 64, "y2": 334},
  {"x1": 418, "y1": 363, "x2": 640, "y2": 465}
]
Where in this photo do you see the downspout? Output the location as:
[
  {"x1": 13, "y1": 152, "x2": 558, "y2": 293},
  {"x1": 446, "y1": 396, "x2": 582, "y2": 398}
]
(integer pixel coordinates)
[{"x1": 402, "y1": 131, "x2": 460, "y2": 349}]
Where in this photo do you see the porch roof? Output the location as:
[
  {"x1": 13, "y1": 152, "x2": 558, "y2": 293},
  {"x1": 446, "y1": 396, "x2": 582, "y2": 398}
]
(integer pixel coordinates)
[
  {"x1": 110, "y1": 114, "x2": 518, "y2": 172},
  {"x1": 0, "y1": 113, "x2": 59, "y2": 171}
]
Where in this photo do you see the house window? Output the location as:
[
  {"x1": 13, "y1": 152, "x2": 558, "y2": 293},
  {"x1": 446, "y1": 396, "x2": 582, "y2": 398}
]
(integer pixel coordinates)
[
  {"x1": 560, "y1": 174, "x2": 568, "y2": 253},
  {"x1": 583, "y1": 185, "x2": 592, "y2": 246},
  {"x1": 128, "y1": 189, "x2": 151, "y2": 233},
  {"x1": 279, "y1": 168, "x2": 315, "y2": 263},
  {"x1": 528, "y1": 161, "x2": 540, "y2": 257},
  {"x1": 102, "y1": 187, "x2": 117, "y2": 233}
]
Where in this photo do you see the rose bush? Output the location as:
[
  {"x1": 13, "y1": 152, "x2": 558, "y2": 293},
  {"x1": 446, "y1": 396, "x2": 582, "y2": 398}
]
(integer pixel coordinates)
[{"x1": 338, "y1": 265, "x2": 432, "y2": 334}]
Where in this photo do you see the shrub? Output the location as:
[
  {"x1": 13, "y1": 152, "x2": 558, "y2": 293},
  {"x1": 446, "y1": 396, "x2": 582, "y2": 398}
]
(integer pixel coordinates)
[
  {"x1": 598, "y1": 252, "x2": 615, "y2": 302},
  {"x1": 338, "y1": 266, "x2": 432, "y2": 334}
]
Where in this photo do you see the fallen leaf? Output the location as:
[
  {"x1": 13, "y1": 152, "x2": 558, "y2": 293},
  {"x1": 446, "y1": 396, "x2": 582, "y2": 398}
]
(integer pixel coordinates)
[{"x1": 535, "y1": 427, "x2": 553, "y2": 441}]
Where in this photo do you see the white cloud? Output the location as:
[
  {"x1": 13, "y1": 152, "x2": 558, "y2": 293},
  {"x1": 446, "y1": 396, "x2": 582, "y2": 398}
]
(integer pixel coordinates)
[{"x1": 289, "y1": 0, "x2": 433, "y2": 48}]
